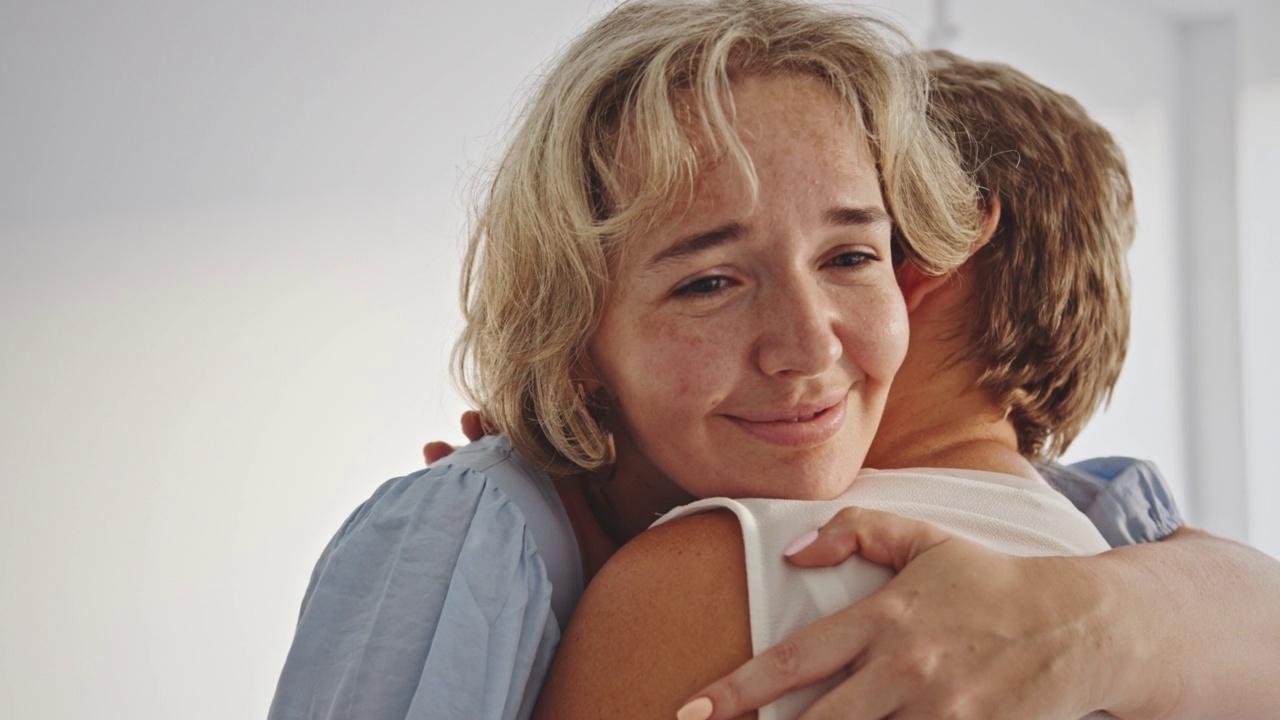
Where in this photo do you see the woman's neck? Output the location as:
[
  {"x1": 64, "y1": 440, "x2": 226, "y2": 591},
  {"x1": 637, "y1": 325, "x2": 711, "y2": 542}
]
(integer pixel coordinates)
[
  {"x1": 550, "y1": 474, "x2": 618, "y2": 584},
  {"x1": 551, "y1": 453, "x2": 695, "y2": 583},
  {"x1": 866, "y1": 404, "x2": 1035, "y2": 478},
  {"x1": 865, "y1": 349, "x2": 1039, "y2": 482}
]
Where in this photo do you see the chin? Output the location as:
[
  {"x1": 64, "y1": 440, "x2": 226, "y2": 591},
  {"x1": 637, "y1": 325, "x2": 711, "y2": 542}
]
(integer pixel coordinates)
[
  {"x1": 741, "y1": 471, "x2": 850, "y2": 502},
  {"x1": 684, "y1": 453, "x2": 857, "y2": 501}
]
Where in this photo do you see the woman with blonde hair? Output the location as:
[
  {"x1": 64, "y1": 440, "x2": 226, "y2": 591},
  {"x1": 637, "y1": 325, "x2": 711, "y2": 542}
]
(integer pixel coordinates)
[{"x1": 272, "y1": 4, "x2": 979, "y2": 715}]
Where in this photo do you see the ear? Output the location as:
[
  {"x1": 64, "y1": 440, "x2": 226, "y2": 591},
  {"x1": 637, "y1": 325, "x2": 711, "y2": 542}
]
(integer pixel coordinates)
[
  {"x1": 972, "y1": 193, "x2": 1002, "y2": 255},
  {"x1": 897, "y1": 195, "x2": 1002, "y2": 313},
  {"x1": 896, "y1": 262, "x2": 952, "y2": 313}
]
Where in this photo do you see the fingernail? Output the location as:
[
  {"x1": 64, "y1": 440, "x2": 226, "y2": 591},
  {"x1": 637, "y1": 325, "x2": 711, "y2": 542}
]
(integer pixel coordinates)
[
  {"x1": 676, "y1": 697, "x2": 713, "y2": 720},
  {"x1": 784, "y1": 529, "x2": 819, "y2": 557}
]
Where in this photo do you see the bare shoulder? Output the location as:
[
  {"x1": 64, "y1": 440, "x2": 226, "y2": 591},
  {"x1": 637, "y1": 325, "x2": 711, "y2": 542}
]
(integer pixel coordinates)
[{"x1": 534, "y1": 510, "x2": 754, "y2": 719}]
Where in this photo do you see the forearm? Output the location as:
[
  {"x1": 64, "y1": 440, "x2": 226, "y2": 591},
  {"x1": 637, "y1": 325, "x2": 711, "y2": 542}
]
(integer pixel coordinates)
[{"x1": 1095, "y1": 528, "x2": 1280, "y2": 719}]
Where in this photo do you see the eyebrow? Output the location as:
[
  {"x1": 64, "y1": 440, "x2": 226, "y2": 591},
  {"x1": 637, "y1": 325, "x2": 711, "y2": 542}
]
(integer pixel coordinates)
[
  {"x1": 644, "y1": 222, "x2": 746, "y2": 269},
  {"x1": 824, "y1": 205, "x2": 891, "y2": 228},
  {"x1": 644, "y1": 205, "x2": 891, "y2": 270}
]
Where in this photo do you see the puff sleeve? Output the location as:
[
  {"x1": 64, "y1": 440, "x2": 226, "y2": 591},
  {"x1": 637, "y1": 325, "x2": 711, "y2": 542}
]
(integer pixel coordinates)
[{"x1": 268, "y1": 465, "x2": 560, "y2": 720}]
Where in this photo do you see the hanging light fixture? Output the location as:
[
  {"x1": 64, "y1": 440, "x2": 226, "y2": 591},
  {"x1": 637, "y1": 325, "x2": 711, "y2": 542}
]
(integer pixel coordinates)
[{"x1": 927, "y1": 0, "x2": 959, "y2": 48}]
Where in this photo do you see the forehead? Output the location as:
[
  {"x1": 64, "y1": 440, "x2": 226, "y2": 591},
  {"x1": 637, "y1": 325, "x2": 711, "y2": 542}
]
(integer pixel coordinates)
[
  {"x1": 707, "y1": 75, "x2": 874, "y2": 183},
  {"x1": 610, "y1": 73, "x2": 875, "y2": 233},
  {"x1": 607, "y1": 76, "x2": 885, "y2": 277},
  {"x1": 727, "y1": 75, "x2": 857, "y2": 145},
  {"x1": 672, "y1": 74, "x2": 865, "y2": 165}
]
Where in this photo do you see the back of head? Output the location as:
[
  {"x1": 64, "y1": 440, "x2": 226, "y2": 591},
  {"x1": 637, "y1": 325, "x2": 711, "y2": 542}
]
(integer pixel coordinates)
[
  {"x1": 454, "y1": 0, "x2": 983, "y2": 474},
  {"x1": 923, "y1": 50, "x2": 1135, "y2": 459}
]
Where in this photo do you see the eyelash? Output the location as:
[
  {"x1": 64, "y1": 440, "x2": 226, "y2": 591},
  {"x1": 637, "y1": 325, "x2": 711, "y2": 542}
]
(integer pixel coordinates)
[
  {"x1": 824, "y1": 250, "x2": 878, "y2": 269},
  {"x1": 672, "y1": 250, "x2": 880, "y2": 298},
  {"x1": 674, "y1": 275, "x2": 732, "y2": 297}
]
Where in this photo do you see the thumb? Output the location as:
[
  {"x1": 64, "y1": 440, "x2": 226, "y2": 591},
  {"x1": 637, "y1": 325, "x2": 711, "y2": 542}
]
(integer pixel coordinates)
[{"x1": 786, "y1": 506, "x2": 952, "y2": 571}]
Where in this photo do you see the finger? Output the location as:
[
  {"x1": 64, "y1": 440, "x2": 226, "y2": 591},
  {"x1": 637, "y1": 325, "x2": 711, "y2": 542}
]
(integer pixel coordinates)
[
  {"x1": 794, "y1": 656, "x2": 904, "y2": 720},
  {"x1": 460, "y1": 411, "x2": 487, "y2": 442},
  {"x1": 423, "y1": 441, "x2": 457, "y2": 465},
  {"x1": 787, "y1": 507, "x2": 952, "y2": 571},
  {"x1": 681, "y1": 605, "x2": 874, "y2": 719}
]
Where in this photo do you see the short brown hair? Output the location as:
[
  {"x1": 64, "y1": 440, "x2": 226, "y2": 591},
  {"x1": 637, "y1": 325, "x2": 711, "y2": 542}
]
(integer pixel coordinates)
[
  {"x1": 453, "y1": 1, "x2": 984, "y2": 474},
  {"x1": 923, "y1": 50, "x2": 1135, "y2": 459}
]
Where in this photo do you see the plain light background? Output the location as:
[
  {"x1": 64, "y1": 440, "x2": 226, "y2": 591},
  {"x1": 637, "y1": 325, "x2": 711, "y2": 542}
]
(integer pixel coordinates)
[{"x1": 1, "y1": 1, "x2": 1276, "y2": 718}]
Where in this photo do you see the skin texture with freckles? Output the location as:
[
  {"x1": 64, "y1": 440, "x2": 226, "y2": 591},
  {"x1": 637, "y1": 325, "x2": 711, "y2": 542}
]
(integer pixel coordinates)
[{"x1": 584, "y1": 73, "x2": 908, "y2": 503}]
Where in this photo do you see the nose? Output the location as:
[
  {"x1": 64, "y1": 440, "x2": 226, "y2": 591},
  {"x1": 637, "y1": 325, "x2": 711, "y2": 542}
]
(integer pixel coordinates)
[{"x1": 755, "y1": 277, "x2": 843, "y2": 378}]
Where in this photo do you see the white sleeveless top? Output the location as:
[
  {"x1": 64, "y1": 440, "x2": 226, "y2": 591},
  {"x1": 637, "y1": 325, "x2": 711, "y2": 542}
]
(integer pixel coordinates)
[{"x1": 653, "y1": 468, "x2": 1114, "y2": 720}]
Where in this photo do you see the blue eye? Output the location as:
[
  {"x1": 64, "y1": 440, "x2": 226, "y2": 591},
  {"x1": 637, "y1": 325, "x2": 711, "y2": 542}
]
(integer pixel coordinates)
[
  {"x1": 675, "y1": 275, "x2": 730, "y2": 296},
  {"x1": 826, "y1": 251, "x2": 874, "y2": 268},
  {"x1": 819, "y1": 248, "x2": 880, "y2": 267}
]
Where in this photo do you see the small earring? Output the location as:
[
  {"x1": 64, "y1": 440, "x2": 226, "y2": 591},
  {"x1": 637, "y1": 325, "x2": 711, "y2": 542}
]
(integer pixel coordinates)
[
  {"x1": 576, "y1": 381, "x2": 616, "y2": 471},
  {"x1": 602, "y1": 432, "x2": 617, "y2": 479},
  {"x1": 589, "y1": 419, "x2": 617, "y2": 482}
]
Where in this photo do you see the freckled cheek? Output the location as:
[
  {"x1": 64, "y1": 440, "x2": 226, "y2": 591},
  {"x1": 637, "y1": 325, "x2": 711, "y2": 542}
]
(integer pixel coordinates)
[
  {"x1": 843, "y1": 292, "x2": 909, "y2": 378},
  {"x1": 635, "y1": 316, "x2": 732, "y2": 409},
  {"x1": 876, "y1": 298, "x2": 910, "y2": 375}
]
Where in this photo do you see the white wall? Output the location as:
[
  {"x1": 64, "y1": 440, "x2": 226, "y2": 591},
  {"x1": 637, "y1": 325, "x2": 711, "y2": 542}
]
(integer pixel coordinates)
[
  {"x1": 0, "y1": 2, "x2": 606, "y2": 718},
  {"x1": 0, "y1": 1, "x2": 1275, "y2": 719},
  {"x1": 1241, "y1": 80, "x2": 1280, "y2": 556}
]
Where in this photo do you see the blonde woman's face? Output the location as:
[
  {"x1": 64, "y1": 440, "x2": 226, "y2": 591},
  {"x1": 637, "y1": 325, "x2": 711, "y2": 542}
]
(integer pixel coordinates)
[{"x1": 586, "y1": 74, "x2": 908, "y2": 501}]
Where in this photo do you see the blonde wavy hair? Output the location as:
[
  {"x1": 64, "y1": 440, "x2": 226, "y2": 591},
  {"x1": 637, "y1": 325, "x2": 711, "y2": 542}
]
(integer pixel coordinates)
[{"x1": 454, "y1": 0, "x2": 983, "y2": 474}]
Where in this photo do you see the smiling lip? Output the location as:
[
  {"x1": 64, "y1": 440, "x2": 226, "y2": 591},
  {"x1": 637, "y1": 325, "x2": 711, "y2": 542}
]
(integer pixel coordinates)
[{"x1": 726, "y1": 396, "x2": 848, "y2": 448}]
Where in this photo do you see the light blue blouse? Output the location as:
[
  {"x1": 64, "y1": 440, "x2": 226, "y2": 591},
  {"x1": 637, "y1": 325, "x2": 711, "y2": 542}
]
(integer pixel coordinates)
[
  {"x1": 1039, "y1": 457, "x2": 1184, "y2": 547},
  {"x1": 268, "y1": 437, "x2": 578, "y2": 720},
  {"x1": 268, "y1": 439, "x2": 1181, "y2": 720}
]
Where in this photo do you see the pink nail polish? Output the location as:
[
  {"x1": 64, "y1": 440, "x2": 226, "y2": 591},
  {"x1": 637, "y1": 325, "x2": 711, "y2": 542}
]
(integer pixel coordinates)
[
  {"x1": 676, "y1": 697, "x2": 713, "y2": 720},
  {"x1": 784, "y1": 529, "x2": 819, "y2": 557}
]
